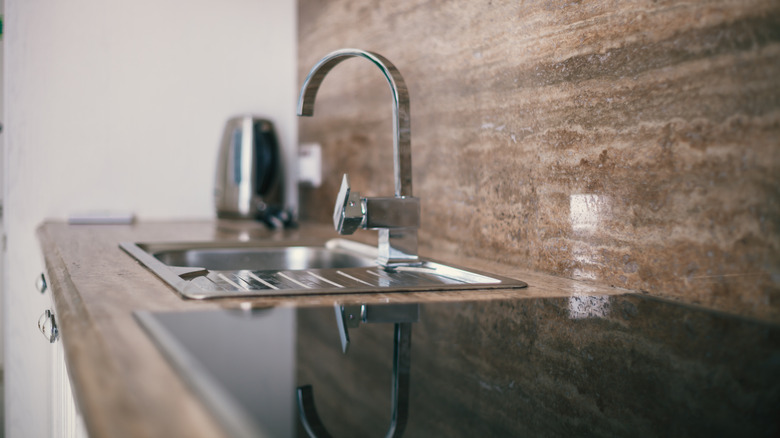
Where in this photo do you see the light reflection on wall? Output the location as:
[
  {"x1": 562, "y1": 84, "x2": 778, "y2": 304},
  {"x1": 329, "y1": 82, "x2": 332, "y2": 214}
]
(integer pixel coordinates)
[
  {"x1": 569, "y1": 194, "x2": 611, "y2": 281},
  {"x1": 570, "y1": 194, "x2": 606, "y2": 234}
]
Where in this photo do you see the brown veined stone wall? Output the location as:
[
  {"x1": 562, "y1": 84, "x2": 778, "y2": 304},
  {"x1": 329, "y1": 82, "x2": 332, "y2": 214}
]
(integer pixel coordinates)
[{"x1": 297, "y1": 0, "x2": 780, "y2": 321}]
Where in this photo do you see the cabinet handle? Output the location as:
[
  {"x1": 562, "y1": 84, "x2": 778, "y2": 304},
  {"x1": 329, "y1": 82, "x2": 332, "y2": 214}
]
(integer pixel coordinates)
[
  {"x1": 36, "y1": 273, "x2": 48, "y2": 294},
  {"x1": 38, "y1": 310, "x2": 59, "y2": 343}
]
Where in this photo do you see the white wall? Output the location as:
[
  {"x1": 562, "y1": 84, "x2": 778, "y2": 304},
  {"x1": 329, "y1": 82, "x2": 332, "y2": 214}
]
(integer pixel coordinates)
[
  {"x1": 3, "y1": 1, "x2": 297, "y2": 436},
  {"x1": 0, "y1": 0, "x2": 6, "y2": 370}
]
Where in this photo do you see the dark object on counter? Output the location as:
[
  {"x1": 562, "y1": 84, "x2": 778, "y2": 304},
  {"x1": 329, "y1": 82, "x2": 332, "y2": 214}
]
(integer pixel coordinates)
[
  {"x1": 257, "y1": 204, "x2": 296, "y2": 230},
  {"x1": 215, "y1": 116, "x2": 293, "y2": 227}
]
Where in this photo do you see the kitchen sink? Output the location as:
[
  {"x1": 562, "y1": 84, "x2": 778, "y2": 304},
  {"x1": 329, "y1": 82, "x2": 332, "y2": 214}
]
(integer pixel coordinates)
[
  {"x1": 151, "y1": 245, "x2": 375, "y2": 271},
  {"x1": 120, "y1": 239, "x2": 527, "y2": 299}
]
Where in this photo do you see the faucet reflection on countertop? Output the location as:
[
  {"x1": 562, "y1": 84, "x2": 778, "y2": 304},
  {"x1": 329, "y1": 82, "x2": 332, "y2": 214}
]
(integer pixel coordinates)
[{"x1": 297, "y1": 303, "x2": 418, "y2": 438}]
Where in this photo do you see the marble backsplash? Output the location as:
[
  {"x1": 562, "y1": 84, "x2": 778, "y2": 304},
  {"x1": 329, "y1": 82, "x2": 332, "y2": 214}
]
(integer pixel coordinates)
[{"x1": 297, "y1": 0, "x2": 780, "y2": 321}]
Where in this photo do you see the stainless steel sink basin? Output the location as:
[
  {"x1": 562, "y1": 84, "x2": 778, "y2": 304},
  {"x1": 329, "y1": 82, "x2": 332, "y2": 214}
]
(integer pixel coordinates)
[
  {"x1": 151, "y1": 246, "x2": 375, "y2": 271},
  {"x1": 120, "y1": 239, "x2": 527, "y2": 299}
]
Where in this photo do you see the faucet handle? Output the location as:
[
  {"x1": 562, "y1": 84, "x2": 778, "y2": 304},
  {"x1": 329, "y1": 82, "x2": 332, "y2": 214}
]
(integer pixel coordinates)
[{"x1": 333, "y1": 174, "x2": 365, "y2": 235}]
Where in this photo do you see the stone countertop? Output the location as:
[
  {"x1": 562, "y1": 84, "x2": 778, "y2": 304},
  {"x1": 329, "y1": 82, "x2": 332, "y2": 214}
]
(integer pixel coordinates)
[{"x1": 37, "y1": 220, "x2": 779, "y2": 437}]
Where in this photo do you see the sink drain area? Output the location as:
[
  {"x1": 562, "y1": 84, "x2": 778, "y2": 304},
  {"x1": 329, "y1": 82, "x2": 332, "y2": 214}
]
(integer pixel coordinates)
[{"x1": 181, "y1": 261, "x2": 526, "y2": 299}]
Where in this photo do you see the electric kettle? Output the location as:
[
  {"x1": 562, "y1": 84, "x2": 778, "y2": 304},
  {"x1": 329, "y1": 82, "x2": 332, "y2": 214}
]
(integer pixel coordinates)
[{"x1": 214, "y1": 116, "x2": 287, "y2": 225}]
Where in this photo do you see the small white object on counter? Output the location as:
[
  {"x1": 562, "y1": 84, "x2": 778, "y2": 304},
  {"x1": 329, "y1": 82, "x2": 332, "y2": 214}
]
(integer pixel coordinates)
[{"x1": 68, "y1": 212, "x2": 135, "y2": 225}]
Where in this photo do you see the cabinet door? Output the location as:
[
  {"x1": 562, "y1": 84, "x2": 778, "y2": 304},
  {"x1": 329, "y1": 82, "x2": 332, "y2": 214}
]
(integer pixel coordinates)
[{"x1": 40, "y1": 271, "x2": 88, "y2": 438}]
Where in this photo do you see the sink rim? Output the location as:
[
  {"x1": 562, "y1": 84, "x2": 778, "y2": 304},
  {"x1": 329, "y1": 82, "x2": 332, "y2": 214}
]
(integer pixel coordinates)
[{"x1": 120, "y1": 238, "x2": 527, "y2": 300}]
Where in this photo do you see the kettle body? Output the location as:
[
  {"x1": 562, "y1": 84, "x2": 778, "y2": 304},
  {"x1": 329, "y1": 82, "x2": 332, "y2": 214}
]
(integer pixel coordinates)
[{"x1": 215, "y1": 116, "x2": 283, "y2": 220}]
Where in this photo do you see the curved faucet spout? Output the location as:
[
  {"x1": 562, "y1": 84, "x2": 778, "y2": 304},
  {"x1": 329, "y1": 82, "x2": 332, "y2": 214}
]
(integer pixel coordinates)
[
  {"x1": 297, "y1": 49, "x2": 412, "y2": 198},
  {"x1": 298, "y1": 49, "x2": 420, "y2": 267}
]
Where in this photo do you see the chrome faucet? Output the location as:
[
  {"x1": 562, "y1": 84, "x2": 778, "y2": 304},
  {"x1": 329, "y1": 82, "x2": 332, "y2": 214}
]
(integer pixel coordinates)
[{"x1": 297, "y1": 49, "x2": 420, "y2": 267}]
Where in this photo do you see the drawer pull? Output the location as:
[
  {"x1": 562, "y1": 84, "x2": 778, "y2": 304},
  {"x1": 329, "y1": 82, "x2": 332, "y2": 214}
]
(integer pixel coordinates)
[{"x1": 38, "y1": 310, "x2": 59, "y2": 343}]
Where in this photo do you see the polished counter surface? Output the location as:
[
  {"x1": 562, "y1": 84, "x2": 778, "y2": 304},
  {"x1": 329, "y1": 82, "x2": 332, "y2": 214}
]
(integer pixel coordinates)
[{"x1": 37, "y1": 220, "x2": 779, "y2": 437}]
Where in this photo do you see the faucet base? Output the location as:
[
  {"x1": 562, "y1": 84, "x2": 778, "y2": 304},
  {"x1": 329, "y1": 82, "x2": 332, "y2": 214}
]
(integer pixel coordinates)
[{"x1": 378, "y1": 228, "x2": 421, "y2": 267}]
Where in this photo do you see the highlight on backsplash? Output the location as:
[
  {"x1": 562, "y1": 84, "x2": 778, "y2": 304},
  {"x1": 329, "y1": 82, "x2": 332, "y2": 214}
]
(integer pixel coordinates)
[
  {"x1": 569, "y1": 194, "x2": 610, "y2": 234},
  {"x1": 568, "y1": 194, "x2": 613, "y2": 282}
]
